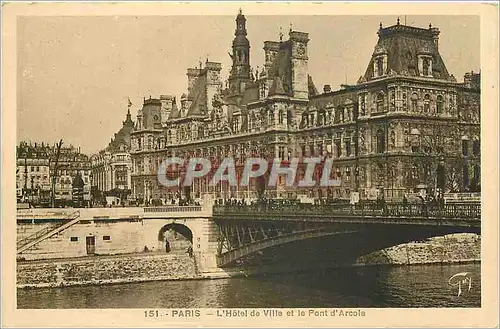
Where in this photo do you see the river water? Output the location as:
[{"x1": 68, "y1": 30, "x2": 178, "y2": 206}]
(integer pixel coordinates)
[{"x1": 17, "y1": 263, "x2": 480, "y2": 308}]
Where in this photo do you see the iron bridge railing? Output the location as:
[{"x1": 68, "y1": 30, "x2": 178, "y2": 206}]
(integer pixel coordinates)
[{"x1": 213, "y1": 202, "x2": 481, "y2": 220}]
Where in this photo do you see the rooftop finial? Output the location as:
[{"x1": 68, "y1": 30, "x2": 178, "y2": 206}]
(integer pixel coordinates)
[
  {"x1": 289, "y1": 22, "x2": 293, "y2": 33},
  {"x1": 429, "y1": 22, "x2": 432, "y2": 29},
  {"x1": 238, "y1": 8, "x2": 242, "y2": 15},
  {"x1": 379, "y1": 22, "x2": 383, "y2": 29},
  {"x1": 397, "y1": 17, "x2": 400, "y2": 25},
  {"x1": 279, "y1": 26, "x2": 283, "y2": 42}
]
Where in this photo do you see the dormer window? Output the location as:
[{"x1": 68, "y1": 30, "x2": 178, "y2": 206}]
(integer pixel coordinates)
[
  {"x1": 373, "y1": 55, "x2": 387, "y2": 77},
  {"x1": 377, "y1": 58, "x2": 383, "y2": 76},
  {"x1": 418, "y1": 55, "x2": 433, "y2": 77},
  {"x1": 423, "y1": 58, "x2": 430, "y2": 76}
]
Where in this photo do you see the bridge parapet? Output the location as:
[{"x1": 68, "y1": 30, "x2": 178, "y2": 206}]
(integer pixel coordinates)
[
  {"x1": 17, "y1": 206, "x2": 212, "y2": 222},
  {"x1": 213, "y1": 202, "x2": 481, "y2": 221}
]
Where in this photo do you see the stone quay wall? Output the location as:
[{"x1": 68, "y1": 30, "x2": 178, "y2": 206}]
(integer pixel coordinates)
[
  {"x1": 357, "y1": 233, "x2": 481, "y2": 265},
  {"x1": 17, "y1": 233, "x2": 481, "y2": 289},
  {"x1": 17, "y1": 253, "x2": 200, "y2": 289}
]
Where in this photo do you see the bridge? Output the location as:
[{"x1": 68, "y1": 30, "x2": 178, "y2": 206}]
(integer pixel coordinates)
[
  {"x1": 17, "y1": 200, "x2": 480, "y2": 272},
  {"x1": 212, "y1": 202, "x2": 481, "y2": 267}
]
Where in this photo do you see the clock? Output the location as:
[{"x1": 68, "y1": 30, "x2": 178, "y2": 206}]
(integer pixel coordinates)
[
  {"x1": 297, "y1": 44, "x2": 306, "y2": 56},
  {"x1": 210, "y1": 71, "x2": 218, "y2": 82}
]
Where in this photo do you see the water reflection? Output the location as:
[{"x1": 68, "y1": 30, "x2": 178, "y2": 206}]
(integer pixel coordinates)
[{"x1": 17, "y1": 263, "x2": 480, "y2": 309}]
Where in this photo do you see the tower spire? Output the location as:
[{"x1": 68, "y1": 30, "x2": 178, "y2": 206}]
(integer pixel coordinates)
[{"x1": 228, "y1": 8, "x2": 251, "y2": 98}]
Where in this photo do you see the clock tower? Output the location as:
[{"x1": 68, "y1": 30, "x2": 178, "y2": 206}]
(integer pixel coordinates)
[{"x1": 228, "y1": 9, "x2": 251, "y2": 102}]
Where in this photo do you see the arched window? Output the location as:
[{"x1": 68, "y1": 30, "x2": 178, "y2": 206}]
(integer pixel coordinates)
[
  {"x1": 424, "y1": 94, "x2": 430, "y2": 112},
  {"x1": 411, "y1": 93, "x2": 418, "y2": 111},
  {"x1": 436, "y1": 95, "x2": 444, "y2": 114},
  {"x1": 376, "y1": 129, "x2": 385, "y2": 153},
  {"x1": 376, "y1": 93, "x2": 385, "y2": 112}
]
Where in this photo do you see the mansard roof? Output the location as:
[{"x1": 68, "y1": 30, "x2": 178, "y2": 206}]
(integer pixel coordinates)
[
  {"x1": 107, "y1": 110, "x2": 134, "y2": 152},
  {"x1": 363, "y1": 23, "x2": 451, "y2": 81},
  {"x1": 186, "y1": 72, "x2": 208, "y2": 117},
  {"x1": 240, "y1": 83, "x2": 259, "y2": 105},
  {"x1": 266, "y1": 41, "x2": 293, "y2": 96}
]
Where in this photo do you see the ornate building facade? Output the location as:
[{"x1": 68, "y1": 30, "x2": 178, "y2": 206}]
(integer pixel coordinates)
[
  {"x1": 91, "y1": 108, "x2": 134, "y2": 198},
  {"x1": 16, "y1": 141, "x2": 92, "y2": 204},
  {"x1": 129, "y1": 13, "x2": 480, "y2": 203}
]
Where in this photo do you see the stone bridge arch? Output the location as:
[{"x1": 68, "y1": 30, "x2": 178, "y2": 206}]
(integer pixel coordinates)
[
  {"x1": 158, "y1": 223, "x2": 193, "y2": 252},
  {"x1": 142, "y1": 218, "x2": 203, "y2": 253}
]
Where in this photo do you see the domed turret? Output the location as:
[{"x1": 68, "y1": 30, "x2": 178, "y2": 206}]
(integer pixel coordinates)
[{"x1": 228, "y1": 9, "x2": 251, "y2": 98}]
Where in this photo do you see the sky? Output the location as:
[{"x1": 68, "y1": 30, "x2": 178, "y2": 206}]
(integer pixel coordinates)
[{"x1": 17, "y1": 14, "x2": 480, "y2": 154}]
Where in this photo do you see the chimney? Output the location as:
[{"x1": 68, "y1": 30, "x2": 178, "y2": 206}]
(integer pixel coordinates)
[
  {"x1": 323, "y1": 85, "x2": 331, "y2": 93},
  {"x1": 430, "y1": 27, "x2": 440, "y2": 51}
]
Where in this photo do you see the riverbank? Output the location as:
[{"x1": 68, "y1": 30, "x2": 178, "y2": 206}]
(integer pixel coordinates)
[
  {"x1": 17, "y1": 253, "x2": 202, "y2": 289},
  {"x1": 357, "y1": 233, "x2": 481, "y2": 265},
  {"x1": 17, "y1": 233, "x2": 481, "y2": 289}
]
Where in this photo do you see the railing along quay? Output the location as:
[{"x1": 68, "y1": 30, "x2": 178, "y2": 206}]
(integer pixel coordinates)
[
  {"x1": 213, "y1": 202, "x2": 481, "y2": 220},
  {"x1": 144, "y1": 206, "x2": 203, "y2": 213}
]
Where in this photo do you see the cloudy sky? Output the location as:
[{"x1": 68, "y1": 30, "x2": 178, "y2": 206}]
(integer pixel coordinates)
[{"x1": 17, "y1": 14, "x2": 480, "y2": 154}]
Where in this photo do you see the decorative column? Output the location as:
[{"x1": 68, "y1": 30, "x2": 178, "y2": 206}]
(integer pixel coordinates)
[{"x1": 127, "y1": 164, "x2": 132, "y2": 190}]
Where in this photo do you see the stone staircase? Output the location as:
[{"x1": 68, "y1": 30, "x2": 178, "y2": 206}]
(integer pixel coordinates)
[{"x1": 17, "y1": 210, "x2": 81, "y2": 254}]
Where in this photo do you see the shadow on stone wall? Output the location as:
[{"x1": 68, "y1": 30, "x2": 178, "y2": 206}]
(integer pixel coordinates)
[{"x1": 356, "y1": 233, "x2": 481, "y2": 265}]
